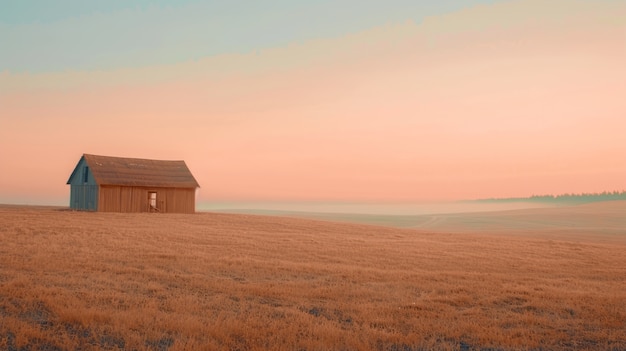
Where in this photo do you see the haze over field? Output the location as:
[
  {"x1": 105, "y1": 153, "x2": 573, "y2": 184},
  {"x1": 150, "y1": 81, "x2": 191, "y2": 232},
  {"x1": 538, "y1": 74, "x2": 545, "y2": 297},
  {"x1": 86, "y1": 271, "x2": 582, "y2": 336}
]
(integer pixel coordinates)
[{"x1": 2, "y1": 0, "x2": 626, "y2": 209}]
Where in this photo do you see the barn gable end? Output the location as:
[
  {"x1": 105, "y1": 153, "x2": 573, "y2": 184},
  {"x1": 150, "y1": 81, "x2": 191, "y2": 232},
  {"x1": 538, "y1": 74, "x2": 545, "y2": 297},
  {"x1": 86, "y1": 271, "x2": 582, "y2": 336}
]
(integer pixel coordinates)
[
  {"x1": 67, "y1": 156, "x2": 99, "y2": 211},
  {"x1": 67, "y1": 154, "x2": 199, "y2": 213}
]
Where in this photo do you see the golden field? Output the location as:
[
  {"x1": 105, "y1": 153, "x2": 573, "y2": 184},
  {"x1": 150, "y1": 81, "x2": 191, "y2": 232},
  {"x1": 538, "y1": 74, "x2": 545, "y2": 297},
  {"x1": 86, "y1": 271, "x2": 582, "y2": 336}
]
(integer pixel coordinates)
[{"x1": 0, "y1": 203, "x2": 625, "y2": 350}]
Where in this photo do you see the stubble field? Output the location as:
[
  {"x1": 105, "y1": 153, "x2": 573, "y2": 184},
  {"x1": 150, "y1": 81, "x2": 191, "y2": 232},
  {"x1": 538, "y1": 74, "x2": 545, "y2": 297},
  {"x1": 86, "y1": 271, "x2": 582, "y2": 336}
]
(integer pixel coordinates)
[{"x1": 0, "y1": 203, "x2": 625, "y2": 350}]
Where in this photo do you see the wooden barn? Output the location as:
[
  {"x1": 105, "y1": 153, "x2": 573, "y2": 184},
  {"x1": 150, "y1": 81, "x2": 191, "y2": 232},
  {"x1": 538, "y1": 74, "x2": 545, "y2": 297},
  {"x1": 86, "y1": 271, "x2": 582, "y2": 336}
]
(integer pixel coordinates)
[{"x1": 67, "y1": 154, "x2": 200, "y2": 213}]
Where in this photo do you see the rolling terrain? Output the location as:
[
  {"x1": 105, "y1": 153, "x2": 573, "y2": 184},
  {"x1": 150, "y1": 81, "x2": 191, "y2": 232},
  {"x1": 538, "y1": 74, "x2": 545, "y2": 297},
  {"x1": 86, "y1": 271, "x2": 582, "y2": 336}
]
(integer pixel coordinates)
[
  {"x1": 257, "y1": 201, "x2": 626, "y2": 243},
  {"x1": 0, "y1": 203, "x2": 625, "y2": 350}
]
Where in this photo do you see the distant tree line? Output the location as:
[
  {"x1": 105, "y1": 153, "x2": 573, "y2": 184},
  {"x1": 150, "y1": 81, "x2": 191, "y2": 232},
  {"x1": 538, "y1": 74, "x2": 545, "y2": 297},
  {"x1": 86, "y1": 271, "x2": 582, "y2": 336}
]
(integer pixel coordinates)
[{"x1": 473, "y1": 190, "x2": 626, "y2": 204}]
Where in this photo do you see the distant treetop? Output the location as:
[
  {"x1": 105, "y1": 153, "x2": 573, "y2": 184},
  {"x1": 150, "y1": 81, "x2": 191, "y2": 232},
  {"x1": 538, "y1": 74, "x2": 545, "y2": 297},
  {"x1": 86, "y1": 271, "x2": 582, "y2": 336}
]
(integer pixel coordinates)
[{"x1": 473, "y1": 190, "x2": 626, "y2": 204}]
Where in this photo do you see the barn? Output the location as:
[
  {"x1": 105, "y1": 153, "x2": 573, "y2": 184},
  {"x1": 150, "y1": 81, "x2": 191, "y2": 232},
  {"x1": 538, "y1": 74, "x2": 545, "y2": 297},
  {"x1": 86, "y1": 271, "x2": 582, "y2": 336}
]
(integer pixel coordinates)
[{"x1": 67, "y1": 154, "x2": 200, "y2": 213}]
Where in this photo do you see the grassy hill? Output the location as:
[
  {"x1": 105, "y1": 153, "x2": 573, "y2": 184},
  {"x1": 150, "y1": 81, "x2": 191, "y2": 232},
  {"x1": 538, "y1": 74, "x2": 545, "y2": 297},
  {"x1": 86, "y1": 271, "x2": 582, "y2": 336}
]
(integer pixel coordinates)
[
  {"x1": 228, "y1": 201, "x2": 626, "y2": 243},
  {"x1": 0, "y1": 204, "x2": 625, "y2": 350}
]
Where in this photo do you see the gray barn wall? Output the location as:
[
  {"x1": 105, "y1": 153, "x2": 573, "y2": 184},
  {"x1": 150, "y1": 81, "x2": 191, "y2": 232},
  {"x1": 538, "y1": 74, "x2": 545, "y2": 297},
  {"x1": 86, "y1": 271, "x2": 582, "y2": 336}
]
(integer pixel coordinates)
[{"x1": 68, "y1": 158, "x2": 98, "y2": 210}]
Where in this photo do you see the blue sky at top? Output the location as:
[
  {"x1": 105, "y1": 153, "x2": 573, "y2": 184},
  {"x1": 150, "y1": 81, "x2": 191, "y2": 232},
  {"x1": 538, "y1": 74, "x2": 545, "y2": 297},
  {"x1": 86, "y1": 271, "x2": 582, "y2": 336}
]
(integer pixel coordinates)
[{"x1": 1, "y1": 0, "x2": 500, "y2": 73}]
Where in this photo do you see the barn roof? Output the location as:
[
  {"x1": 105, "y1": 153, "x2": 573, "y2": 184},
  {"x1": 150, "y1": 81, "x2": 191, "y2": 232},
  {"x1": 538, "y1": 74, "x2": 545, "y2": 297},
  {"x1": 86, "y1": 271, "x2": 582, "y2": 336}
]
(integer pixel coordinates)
[{"x1": 67, "y1": 154, "x2": 200, "y2": 188}]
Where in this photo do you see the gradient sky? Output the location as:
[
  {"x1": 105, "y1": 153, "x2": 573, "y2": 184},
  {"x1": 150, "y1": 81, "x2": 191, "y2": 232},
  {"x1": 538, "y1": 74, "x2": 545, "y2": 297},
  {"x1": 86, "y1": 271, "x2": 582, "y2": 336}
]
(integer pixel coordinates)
[{"x1": 1, "y1": 0, "x2": 625, "y2": 206}]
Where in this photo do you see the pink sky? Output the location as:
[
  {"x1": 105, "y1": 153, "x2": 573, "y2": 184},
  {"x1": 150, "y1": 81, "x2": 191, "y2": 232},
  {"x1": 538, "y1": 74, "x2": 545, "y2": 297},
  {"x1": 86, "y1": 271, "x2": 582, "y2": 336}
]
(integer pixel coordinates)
[{"x1": 1, "y1": 0, "x2": 625, "y2": 205}]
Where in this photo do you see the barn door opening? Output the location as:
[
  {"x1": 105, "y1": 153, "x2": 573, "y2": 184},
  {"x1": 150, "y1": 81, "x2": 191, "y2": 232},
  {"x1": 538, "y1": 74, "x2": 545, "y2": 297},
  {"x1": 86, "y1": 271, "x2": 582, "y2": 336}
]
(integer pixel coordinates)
[{"x1": 148, "y1": 192, "x2": 159, "y2": 212}]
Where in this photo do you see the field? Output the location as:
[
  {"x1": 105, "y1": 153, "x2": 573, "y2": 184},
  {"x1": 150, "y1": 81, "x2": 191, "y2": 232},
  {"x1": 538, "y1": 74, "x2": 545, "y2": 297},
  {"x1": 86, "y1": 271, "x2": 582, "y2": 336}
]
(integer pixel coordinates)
[
  {"x1": 0, "y1": 203, "x2": 625, "y2": 350},
  {"x1": 269, "y1": 201, "x2": 626, "y2": 243}
]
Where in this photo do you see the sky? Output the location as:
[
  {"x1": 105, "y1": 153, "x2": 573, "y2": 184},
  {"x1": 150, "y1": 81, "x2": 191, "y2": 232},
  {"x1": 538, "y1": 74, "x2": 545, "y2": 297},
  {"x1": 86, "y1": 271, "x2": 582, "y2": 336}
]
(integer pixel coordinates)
[{"x1": 1, "y1": 0, "x2": 625, "y2": 208}]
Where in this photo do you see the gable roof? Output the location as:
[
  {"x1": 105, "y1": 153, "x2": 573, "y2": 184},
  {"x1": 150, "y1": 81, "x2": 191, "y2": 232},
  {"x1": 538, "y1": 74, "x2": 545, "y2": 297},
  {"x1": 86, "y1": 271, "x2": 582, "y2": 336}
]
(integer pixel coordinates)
[{"x1": 67, "y1": 154, "x2": 200, "y2": 188}]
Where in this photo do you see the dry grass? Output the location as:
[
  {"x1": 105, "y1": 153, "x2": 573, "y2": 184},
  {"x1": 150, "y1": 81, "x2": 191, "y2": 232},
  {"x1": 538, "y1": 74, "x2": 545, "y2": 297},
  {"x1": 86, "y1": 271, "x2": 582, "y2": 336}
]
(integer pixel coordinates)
[{"x1": 0, "y1": 204, "x2": 625, "y2": 350}]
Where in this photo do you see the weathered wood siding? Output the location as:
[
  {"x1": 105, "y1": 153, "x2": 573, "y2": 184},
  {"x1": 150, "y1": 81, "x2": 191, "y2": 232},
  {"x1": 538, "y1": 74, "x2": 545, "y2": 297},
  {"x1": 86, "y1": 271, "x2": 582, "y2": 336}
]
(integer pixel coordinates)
[
  {"x1": 68, "y1": 158, "x2": 98, "y2": 211},
  {"x1": 70, "y1": 185, "x2": 98, "y2": 211},
  {"x1": 98, "y1": 186, "x2": 196, "y2": 213}
]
